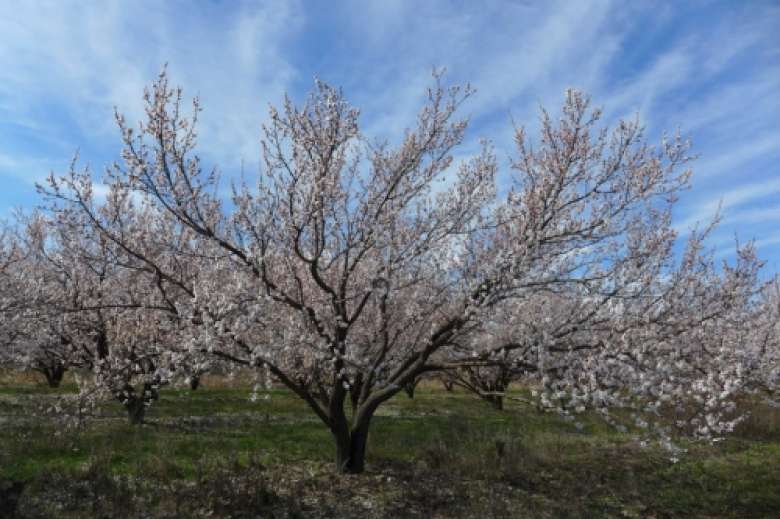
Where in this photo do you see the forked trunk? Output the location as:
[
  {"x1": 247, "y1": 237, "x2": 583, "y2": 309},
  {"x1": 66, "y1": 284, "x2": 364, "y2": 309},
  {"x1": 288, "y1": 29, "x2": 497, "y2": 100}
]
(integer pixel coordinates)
[
  {"x1": 42, "y1": 365, "x2": 65, "y2": 388},
  {"x1": 332, "y1": 417, "x2": 372, "y2": 474},
  {"x1": 119, "y1": 382, "x2": 158, "y2": 425}
]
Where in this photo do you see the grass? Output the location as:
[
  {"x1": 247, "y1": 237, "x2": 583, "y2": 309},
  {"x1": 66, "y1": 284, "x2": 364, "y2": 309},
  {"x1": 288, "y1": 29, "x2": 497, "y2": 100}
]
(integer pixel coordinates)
[{"x1": 0, "y1": 372, "x2": 778, "y2": 518}]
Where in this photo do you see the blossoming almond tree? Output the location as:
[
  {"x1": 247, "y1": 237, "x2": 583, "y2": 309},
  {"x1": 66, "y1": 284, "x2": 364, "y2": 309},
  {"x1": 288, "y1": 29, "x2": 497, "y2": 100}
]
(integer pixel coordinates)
[
  {"x1": 42, "y1": 69, "x2": 770, "y2": 473},
  {"x1": 0, "y1": 224, "x2": 25, "y2": 370},
  {"x1": 447, "y1": 224, "x2": 766, "y2": 425},
  {"x1": 31, "y1": 182, "x2": 204, "y2": 423},
  {"x1": 744, "y1": 279, "x2": 780, "y2": 400},
  {"x1": 2, "y1": 214, "x2": 88, "y2": 387},
  {"x1": 524, "y1": 231, "x2": 763, "y2": 439}
]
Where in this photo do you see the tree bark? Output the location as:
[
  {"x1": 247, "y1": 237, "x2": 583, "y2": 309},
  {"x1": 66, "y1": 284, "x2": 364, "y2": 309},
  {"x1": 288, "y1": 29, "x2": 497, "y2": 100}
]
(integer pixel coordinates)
[
  {"x1": 333, "y1": 420, "x2": 371, "y2": 474},
  {"x1": 0, "y1": 480, "x2": 26, "y2": 519},
  {"x1": 403, "y1": 380, "x2": 417, "y2": 399},
  {"x1": 478, "y1": 374, "x2": 508, "y2": 411},
  {"x1": 41, "y1": 365, "x2": 65, "y2": 388},
  {"x1": 349, "y1": 373, "x2": 364, "y2": 412},
  {"x1": 485, "y1": 393, "x2": 504, "y2": 410},
  {"x1": 125, "y1": 397, "x2": 146, "y2": 425}
]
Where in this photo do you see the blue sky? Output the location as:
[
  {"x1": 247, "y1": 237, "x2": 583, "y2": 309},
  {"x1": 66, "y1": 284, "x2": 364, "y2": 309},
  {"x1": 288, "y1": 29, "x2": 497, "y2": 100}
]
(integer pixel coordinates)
[{"x1": 1, "y1": 1, "x2": 778, "y2": 271}]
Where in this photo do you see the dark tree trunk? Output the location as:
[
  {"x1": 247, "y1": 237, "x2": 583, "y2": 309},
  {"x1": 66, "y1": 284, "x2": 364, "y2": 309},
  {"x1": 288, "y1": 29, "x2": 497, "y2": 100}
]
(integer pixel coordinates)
[
  {"x1": 333, "y1": 421, "x2": 371, "y2": 474},
  {"x1": 485, "y1": 393, "x2": 504, "y2": 410},
  {"x1": 403, "y1": 378, "x2": 420, "y2": 399},
  {"x1": 330, "y1": 399, "x2": 375, "y2": 474},
  {"x1": 122, "y1": 383, "x2": 158, "y2": 425},
  {"x1": 0, "y1": 480, "x2": 26, "y2": 518},
  {"x1": 125, "y1": 397, "x2": 146, "y2": 425},
  {"x1": 41, "y1": 365, "x2": 65, "y2": 388},
  {"x1": 349, "y1": 373, "x2": 364, "y2": 412},
  {"x1": 482, "y1": 377, "x2": 508, "y2": 410}
]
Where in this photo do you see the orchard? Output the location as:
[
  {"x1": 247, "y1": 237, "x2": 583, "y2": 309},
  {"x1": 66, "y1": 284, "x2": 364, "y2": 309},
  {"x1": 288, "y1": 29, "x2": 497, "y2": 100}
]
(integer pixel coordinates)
[{"x1": 0, "y1": 70, "x2": 777, "y2": 517}]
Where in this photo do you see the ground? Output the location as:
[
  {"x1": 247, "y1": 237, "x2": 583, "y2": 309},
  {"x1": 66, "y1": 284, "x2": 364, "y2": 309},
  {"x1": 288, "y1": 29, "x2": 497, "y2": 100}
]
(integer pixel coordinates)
[{"x1": 0, "y1": 370, "x2": 778, "y2": 518}]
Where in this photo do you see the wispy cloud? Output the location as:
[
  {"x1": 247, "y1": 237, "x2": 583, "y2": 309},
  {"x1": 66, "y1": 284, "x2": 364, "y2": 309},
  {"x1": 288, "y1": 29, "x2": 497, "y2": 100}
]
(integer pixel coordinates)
[
  {"x1": 0, "y1": 0, "x2": 778, "y2": 270},
  {"x1": 676, "y1": 177, "x2": 780, "y2": 231},
  {"x1": 692, "y1": 132, "x2": 780, "y2": 180},
  {"x1": 0, "y1": 1, "x2": 301, "y2": 176}
]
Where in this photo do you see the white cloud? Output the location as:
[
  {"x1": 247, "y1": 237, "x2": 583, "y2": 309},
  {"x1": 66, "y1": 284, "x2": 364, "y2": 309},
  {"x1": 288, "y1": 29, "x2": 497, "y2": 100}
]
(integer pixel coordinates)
[
  {"x1": 693, "y1": 132, "x2": 780, "y2": 180},
  {"x1": 725, "y1": 206, "x2": 780, "y2": 226},
  {"x1": 0, "y1": 152, "x2": 61, "y2": 185},
  {"x1": 331, "y1": 1, "x2": 630, "y2": 160},
  {"x1": 0, "y1": 1, "x2": 301, "y2": 176},
  {"x1": 676, "y1": 176, "x2": 780, "y2": 232}
]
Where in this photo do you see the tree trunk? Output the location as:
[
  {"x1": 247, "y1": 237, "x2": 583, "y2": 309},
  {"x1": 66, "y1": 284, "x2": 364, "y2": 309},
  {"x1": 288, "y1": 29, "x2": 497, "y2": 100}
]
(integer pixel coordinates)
[
  {"x1": 123, "y1": 382, "x2": 159, "y2": 425},
  {"x1": 331, "y1": 410, "x2": 373, "y2": 474},
  {"x1": 403, "y1": 380, "x2": 417, "y2": 399},
  {"x1": 42, "y1": 365, "x2": 65, "y2": 388},
  {"x1": 125, "y1": 397, "x2": 146, "y2": 425},
  {"x1": 349, "y1": 373, "x2": 364, "y2": 412},
  {"x1": 0, "y1": 480, "x2": 26, "y2": 518},
  {"x1": 485, "y1": 393, "x2": 504, "y2": 410},
  {"x1": 482, "y1": 377, "x2": 507, "y2": 410}
]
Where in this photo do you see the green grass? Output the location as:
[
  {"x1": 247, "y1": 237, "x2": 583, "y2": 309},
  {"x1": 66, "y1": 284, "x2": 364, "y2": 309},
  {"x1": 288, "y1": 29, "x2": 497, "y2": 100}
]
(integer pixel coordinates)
[{"x1": 1, "y1": 375, "x2": 778, "y2": 518}]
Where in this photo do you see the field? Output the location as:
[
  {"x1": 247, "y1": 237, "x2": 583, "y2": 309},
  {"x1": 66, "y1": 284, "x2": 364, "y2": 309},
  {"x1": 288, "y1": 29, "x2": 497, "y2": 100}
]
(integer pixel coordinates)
[{"x1": 1, "y1": 371, "x2": 779, "y2": 518}]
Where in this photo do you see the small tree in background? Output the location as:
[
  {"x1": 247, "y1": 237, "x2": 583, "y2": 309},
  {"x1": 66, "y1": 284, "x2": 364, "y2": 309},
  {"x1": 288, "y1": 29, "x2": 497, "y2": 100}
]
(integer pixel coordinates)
[
  {"x1": 0, "y1": 224, "x2": 24, "y2": 371},
  {"x1": 17, "y1": 199, "x2": 198, "y2": 423}
]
